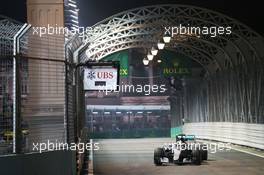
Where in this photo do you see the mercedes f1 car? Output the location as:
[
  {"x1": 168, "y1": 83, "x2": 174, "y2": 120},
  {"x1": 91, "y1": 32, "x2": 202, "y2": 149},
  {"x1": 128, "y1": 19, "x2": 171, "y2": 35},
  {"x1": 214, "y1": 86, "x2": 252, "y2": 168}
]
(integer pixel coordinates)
[{"x1": 154, "y1": 134, "x2": 208, "y2": 166}]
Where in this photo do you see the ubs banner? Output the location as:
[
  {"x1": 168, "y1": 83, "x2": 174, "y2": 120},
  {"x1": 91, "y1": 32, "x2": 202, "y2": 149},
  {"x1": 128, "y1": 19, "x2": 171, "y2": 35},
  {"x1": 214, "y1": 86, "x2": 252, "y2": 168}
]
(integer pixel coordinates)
[{"x1": 83, "y1": 63, "x2": 119, "y2": 91}]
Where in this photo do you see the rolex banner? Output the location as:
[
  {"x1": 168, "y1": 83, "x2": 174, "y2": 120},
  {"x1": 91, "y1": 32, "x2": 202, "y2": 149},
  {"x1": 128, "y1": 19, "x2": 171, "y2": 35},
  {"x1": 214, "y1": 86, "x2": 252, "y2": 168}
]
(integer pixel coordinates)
[
  {"x1": 102, "y1": 50, "x2": 129, "y2": 77},
  {"x1": 159, "y1": 50, "x2": 192, "y2": 77}
]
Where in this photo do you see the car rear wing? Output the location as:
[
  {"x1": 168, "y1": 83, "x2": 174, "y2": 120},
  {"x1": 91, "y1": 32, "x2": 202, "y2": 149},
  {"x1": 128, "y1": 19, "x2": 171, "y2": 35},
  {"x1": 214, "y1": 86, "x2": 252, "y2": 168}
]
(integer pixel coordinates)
[{"x1": 176, "y1": 134, "x2": 196, "y2": 141}]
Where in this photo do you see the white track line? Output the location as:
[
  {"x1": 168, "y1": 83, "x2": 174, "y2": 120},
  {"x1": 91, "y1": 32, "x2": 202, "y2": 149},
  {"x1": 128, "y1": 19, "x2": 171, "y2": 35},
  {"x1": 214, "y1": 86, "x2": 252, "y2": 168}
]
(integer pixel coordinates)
[
  {"x1": 198, "y1": 139, "x2": 264, "y2": 159},
  {"x1": 230, "y1": 147, "x2": 264, "y2": 159}
]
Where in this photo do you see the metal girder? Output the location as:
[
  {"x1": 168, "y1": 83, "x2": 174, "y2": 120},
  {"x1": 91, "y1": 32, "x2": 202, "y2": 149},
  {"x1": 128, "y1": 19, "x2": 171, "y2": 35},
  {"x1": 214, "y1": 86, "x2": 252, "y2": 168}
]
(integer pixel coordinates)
[
  {"x1": 171, "y1": 45, "x2": 214, "y2": 74},
  {"x1": 79, "y1": 4, "x2": 264, "y2": 73}
]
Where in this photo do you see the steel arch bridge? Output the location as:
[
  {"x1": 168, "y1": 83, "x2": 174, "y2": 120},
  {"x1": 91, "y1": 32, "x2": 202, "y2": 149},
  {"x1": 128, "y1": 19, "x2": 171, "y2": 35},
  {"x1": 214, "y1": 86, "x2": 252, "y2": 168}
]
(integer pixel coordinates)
[
  {"x1": 79, "y1": 4, "x2": 264, "y2": 74},
  {"x1": 74, "y1": 4, "x2": 264, "y2": 147}
]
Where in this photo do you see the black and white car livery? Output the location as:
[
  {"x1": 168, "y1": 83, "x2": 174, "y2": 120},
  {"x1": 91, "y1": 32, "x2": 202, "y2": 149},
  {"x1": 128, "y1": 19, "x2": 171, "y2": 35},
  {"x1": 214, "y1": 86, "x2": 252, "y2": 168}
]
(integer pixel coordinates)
[{"x1": 154, "y1": 134, "x2": 208, "y2": 166}]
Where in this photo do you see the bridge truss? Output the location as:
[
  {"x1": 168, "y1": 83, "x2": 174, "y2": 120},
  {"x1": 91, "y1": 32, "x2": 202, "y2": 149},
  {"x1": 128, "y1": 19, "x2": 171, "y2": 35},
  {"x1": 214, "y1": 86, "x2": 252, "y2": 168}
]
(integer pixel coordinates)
[{"x1": 77, "y1": 5, "x2": 264, "y2": 124}]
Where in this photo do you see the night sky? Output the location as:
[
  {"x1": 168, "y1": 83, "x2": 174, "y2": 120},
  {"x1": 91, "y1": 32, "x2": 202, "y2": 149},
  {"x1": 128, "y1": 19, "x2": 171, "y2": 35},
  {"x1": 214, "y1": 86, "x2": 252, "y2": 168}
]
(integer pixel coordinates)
[{"x1": 0, "y1": 0, "x2": 263, "y2": 35}]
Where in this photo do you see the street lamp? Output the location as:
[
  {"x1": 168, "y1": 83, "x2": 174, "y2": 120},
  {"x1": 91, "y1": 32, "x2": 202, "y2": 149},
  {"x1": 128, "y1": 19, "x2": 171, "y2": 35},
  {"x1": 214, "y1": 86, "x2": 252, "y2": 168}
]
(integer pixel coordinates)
[
  {"x1": 163, "y1": 35, "x2": 171, "y2": 43},
  {"x1": 157, "y1": 42, "x2": 165, "y2": 50},
  {"x1": 147, "y1": 52, "x2": 154, "y2": 61},
  {"x1": 143, "y1": 58, "x2": 149, "y2": 65},
  {"x1": 151, "y1": 47, "x2": 158, "y2": 56}
]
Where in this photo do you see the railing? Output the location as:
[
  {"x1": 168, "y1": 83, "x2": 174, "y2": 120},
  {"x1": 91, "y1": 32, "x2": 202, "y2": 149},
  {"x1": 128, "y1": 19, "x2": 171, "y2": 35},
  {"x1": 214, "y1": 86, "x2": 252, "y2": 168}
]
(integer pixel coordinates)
[
  {"x1": 0, "y1": 22, "x2": 83, "y2": 155},
  {"x1": 183, "y1": 122, "x2": 264, "y2": 149}
]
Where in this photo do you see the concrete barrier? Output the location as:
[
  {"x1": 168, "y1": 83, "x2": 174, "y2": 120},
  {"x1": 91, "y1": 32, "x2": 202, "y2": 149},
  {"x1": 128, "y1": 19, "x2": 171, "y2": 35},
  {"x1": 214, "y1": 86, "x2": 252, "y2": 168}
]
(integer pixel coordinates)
[
  {"x1": 0, "y1": 150, "x2": 76, "y2": 175},
  {"x1": 183, "y1": 122, "x2": 264, "y2": 150}
]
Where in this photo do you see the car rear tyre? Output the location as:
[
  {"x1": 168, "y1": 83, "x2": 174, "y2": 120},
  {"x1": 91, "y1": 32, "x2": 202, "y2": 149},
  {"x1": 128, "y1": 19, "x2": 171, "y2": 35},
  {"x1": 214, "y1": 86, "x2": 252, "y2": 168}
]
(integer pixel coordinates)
[
  {"x1": 192, "y1": 150, "x2": 202, "y2": 165},
  {"x1": 202, "y1": 150, "x2": 208, "y2": 160}
]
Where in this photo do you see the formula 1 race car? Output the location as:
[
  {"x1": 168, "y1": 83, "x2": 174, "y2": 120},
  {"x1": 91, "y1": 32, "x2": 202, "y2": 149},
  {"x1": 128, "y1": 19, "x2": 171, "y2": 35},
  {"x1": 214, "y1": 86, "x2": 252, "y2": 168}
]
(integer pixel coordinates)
[{"x1": 154, "y1": 134, "x2": 208, "y2": 166}]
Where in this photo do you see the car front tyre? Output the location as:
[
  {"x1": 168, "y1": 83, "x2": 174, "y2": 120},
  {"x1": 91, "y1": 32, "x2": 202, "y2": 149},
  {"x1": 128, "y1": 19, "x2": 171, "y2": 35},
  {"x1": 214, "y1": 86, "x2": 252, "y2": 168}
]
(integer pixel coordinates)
[{"x1": 154, "y1": 148, "x2": 163, "y2": 166}]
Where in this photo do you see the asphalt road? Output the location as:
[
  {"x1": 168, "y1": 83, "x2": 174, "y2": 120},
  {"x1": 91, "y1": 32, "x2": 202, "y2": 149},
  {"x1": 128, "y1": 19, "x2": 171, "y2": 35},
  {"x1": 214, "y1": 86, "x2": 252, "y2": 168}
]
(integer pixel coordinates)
[{"x1": 93, "y1": 138, "x2": 264, "y2": 175}]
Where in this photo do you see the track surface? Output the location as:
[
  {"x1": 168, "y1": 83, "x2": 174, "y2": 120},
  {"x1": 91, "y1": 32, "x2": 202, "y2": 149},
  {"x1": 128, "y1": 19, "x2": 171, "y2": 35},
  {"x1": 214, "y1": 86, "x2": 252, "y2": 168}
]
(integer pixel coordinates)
[{"x1": 93, "y1": 138, "x2": 264, "y2": 175}]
